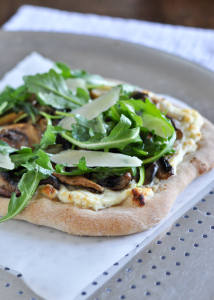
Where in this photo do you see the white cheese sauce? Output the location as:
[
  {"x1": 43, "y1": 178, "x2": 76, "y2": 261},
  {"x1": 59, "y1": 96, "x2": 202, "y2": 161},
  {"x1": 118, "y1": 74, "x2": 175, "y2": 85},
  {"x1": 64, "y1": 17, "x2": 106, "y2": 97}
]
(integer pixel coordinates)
[{"x1": 57, "y1": 182, "x2": 154, "y2": 211}]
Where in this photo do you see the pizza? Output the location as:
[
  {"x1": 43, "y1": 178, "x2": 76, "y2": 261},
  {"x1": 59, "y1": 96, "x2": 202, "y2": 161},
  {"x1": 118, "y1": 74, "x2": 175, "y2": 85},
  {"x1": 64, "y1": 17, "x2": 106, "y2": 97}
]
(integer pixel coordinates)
[{"x1": 0, "y1": 62, "x2": 214, "y2": 236}]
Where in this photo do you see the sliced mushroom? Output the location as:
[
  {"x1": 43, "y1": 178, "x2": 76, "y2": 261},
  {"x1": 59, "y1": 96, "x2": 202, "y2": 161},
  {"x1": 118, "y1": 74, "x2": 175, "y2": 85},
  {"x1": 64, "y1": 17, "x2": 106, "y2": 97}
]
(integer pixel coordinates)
[
  {"x1": 155, "y1": 157, "x2": 174, "y2": 180},
  {"x1": 0, "y1": 172, "x2": 20, "y2": 198},
  {"x1": 90, "y1": 86, "x2": 112, "y2": 99},
  {"x1": 36, "y1": 117, "x2": 47, "y2": 133},
  {"x1": 0, "y1": 123, "x2": 41, "y2": 149},
  {"x1": 39, "y1": 175, "x2": 61, "y2": 190},
  {"x1": 97, "y1": 172, "x2": 132, "y2": 190},
  {"x1": 0, "y1": 111, "x2": 24, "y2": 126},
  {"x1": 166, "y1": 114, "x2": 183, "y2": 140},
  {"x1": 130, "y1": 91, "x2": 149, "y2": 101},
  {"x1": 144, "y1": 163, "x2": 158, "y2": 185},
  {"x1": 53, "y1": 173, "x2": 104, "y2": 194}
]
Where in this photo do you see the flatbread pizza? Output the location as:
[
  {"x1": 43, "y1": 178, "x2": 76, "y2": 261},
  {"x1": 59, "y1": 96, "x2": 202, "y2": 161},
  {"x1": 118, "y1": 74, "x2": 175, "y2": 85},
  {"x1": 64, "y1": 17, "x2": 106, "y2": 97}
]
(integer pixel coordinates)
[{"x1": 0, "y1": 62, "x2": 214, "y2": 236}]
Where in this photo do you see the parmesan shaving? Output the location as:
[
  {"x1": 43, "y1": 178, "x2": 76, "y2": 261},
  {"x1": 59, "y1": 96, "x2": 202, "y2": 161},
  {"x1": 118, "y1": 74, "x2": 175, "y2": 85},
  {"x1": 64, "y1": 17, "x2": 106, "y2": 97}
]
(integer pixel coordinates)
[
  {"x1": 51, "y1": 150, "x2": 142, "y2": 167},
  {"x1": 59, "y1": 87, "x2": 120, "y2": 130}
]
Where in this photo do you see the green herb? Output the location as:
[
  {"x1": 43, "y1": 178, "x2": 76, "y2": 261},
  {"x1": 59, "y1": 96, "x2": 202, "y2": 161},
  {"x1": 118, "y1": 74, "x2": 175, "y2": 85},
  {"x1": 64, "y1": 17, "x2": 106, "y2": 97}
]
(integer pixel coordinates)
[
  {"x1": 72, "y1": 113, "x2": 108, "y2": 137},
  {"x1": 24, "y1": 69, "x2": 84, "y2": 109},
  {"x1": 142, "y1": 130, "x2": 176, "y2": 165},
  {"x1": 0, "y1": 150, "x2": 53, "y2": 223},
  {"x1": 38, "y1": 112, "x2": 56, "y2": 150},
  {"x1": 137, "y1": 166, "x2": 145, "y2": 187},
  {"x1": 0, "y1": 85, "x2": 33, "y2": 117},
  {"x1": 129, "y1": 98, "x2": 174, "y2": 138},
  {"x1": 10, "y1": 148, "x2": 38, "y2": 168},
  {"x1": 118, "y1": 100, "x2": 143, "y2": 127},
  {"x1": 61, "y1": 114, "x2": 141, "y2": 150},
  {"x1": 54, "y1": 62, "x2": 72, "y2": 78}
]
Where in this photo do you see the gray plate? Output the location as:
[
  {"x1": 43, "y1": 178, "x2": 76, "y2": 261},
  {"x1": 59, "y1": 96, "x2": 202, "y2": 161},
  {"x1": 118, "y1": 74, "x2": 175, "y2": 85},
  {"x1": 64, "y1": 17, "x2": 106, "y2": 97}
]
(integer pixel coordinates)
[
  {"x1": 0, "y1": 32, "x2": 214, "y2": 300},
  {"x1": 0, "y1": 31, "x2": 214, "y2": 121}
]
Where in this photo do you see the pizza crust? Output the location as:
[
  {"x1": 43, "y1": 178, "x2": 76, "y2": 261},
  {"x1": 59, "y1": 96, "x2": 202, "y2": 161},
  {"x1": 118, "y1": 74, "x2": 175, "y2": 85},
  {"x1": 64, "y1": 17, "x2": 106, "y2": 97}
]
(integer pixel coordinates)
[{"x1": 0, "y1": 118, "x2": 213, "y2": 236}]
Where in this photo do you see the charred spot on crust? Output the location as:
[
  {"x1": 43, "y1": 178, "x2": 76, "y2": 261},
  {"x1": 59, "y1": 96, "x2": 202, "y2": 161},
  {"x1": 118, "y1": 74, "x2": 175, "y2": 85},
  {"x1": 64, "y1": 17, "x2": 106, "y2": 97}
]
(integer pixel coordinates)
[
  {"x1": 132, "y1": 189, "x2": 145, "y2": 206},
  {"x1": 40, "y1": 184, "x2": 58, "y2": 198},
  {"x1": 190, "y1": 157, "x2": 208, "y2": 174}
]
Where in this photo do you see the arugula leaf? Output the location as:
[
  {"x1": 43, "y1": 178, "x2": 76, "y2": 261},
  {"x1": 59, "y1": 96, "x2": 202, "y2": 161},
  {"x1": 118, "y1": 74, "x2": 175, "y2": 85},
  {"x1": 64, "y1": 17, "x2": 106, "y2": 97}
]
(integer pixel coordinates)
[
  {"x1": 107, "y1": 104, "x2": 121, "y2": 122},
  {"x1": 121, "y1": 143, "x2": 148, "y2": 157},
  {"x1": 71, "y1": 71, "x2": 117, "y2": 88},
  {"x1": 72, "y1": 113, "x2": 108, "y2": 136},
  {"x1": 107, "y1": 99, "x2": 143, "y2": 128},
  {"x1": 35, "y1": 150, "x2": 54, "y2": 172},
  {"x1": 0, "y1": 150, "x2": 54, "y2": 223},
  {"x1": 54, "y1": 64, "x2": 117, "y2": 89},
  {"x1": 118, "y1": 84, "x2": 139, "y2": 95},
  {"x1": 38, "y1": 112, "x2": 56, "y2": 150},
  {"x1": 0, "y1": 168, "x2": 44, "y2": 223},
  {"x1": 0, "y1": 85, "x2": 30, "y2": 116},
  {"x1": 75, "y1": 156, "x2": 88, "y2": 171},
  {"x1": 118, "y1": 100, "x2": 143, "y2": 127},
  {"x1": 24, "y1": 69, "x2": 84, "y2": 109},
  {"x1": 71, "y1": 125, "x2": 93, "y2": 142},
  {"x1": 37, "y1": 92, "x2": 77, "y2": 110},
  {"x1": 76, "y1": 88, "x2": 90, "y2": 104},
  {"x1": 137, "y1": 166, "x2": 145, "y2": 187},
  {"x1": 142, "y1": 130, "x2": 176, "y2": 164},
  {"x1": 61, "y1": 114, "x2": 141, "y2": 150},
  {"x1": 54, "y1": 62, "x2": 72, "y2": 78},
  {"x1": 14, "y1": 102, "x2": 39, "y2": 123},
  {"x1": 128, "y1": 98, "x2": 174, "y2": 138},
  {"x1": 10, "y1": 148, "x2": 38, "y2": 168}
]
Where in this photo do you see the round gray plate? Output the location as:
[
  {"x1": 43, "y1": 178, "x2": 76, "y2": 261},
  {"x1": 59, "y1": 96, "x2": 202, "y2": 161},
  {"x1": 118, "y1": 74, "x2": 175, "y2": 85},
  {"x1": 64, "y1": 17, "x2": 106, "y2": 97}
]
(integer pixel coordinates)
[{"x1": 0, "y1": 31, "x2": 214, "y2": 122}]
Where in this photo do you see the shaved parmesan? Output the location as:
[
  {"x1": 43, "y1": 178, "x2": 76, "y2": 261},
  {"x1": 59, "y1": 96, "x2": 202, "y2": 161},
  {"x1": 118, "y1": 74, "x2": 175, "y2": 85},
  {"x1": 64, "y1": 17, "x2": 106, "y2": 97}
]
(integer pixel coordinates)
[
  {"x1": 51, "y1": 150, "x2": 142, "y2": 167},
  {"x1": 59, "y1": 86, "x2": 120, "y2": 130},
  {"x1": 0, "y1": 153, "x2": 14, "y2": 170},
  {"x1": 66, "y1": 78, "x2": 88, "y2": 93}
]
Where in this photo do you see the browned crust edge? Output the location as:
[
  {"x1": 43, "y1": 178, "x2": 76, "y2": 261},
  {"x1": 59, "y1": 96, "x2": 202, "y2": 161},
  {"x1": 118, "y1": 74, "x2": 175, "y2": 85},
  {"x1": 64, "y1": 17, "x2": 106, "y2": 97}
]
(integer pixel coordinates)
[{"x1": 0, "y1": 119, "x2": 214, "y2": 236}]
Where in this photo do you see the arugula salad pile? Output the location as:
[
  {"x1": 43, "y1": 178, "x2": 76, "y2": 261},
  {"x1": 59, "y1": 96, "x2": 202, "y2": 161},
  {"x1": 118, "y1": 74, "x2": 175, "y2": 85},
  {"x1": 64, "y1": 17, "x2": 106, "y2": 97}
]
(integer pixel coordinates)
[{"x1": 0, "y1": 62, "x2": 176, "y2": 222}]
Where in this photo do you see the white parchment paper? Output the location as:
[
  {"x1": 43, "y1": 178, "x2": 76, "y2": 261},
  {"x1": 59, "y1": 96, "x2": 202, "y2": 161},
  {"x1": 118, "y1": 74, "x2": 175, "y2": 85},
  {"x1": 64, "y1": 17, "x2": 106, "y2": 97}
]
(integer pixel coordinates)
[{"x1": 0, "y1": 52, "x2": 214, "y2": 300}]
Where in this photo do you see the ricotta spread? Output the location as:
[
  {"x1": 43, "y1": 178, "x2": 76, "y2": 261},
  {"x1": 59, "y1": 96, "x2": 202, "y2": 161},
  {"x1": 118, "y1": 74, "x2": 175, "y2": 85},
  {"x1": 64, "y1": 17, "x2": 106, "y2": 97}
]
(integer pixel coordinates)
[
  {"x1": 149, "y1": 92, "x2": 204, "y2": 173},
  {"x1": 57, "y1": 182, "x2": 154, "y2": 211}
]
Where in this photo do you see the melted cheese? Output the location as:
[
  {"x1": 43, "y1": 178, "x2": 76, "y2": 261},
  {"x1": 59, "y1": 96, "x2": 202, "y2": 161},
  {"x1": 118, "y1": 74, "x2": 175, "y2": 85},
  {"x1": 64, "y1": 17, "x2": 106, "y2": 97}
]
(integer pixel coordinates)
[{"x1": 57, "y1": 182, "x2": 154, "y2": 211}]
